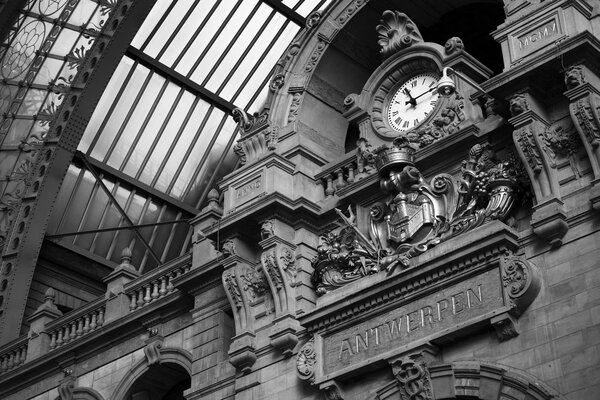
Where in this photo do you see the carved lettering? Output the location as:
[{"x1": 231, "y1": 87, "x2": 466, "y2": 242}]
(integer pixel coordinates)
[
  {"x1": 235, "y1": 178, "x2": 262, "y2": 199},
  {"x1": 518, "y1": 21, "x2": 558, "y2": 49},
  {"x1": 337, "y1": 285, "x2": 484, "y2": 361}
]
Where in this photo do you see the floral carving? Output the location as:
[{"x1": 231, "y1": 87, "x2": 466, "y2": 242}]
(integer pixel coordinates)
[
  {"x1": 564, "y1": 65, "x2": 585, "y2": 90},
  {"x1": 305, "y1": 40, "x2": 326, "y2": 73},
  {"x1": 306, "y1": 10, "x2": 322, "y2": 29},
  {"x1": 240, "y1": 266, "x2": 267, "y2": 304},
  {"x1": 542, "y1": 121, "x2": 582, "y2": 177},
  {"x1": 262, "y1": 249, "x2": 283, "y2": 290},
  {"x1": 444, "y1": 37, "x2": 465, "y2": 55},
  {"x1": 337, "y1": 0, "x2": 368, "y2": 24},
  {"x1": 223, "y1": 271, "x2": 242, "y2": 309},
  {"x1": 280, "y1": 247, "x2": 297, "y2": 284},
  {"x1": 270, "y1": 73, "x2": 285, "y2": 91},
  {"x1": 312, "y1": 139, "x2": 522, "y2": 294},
  {"x1": 392, "y1": 353, "x2": 433, "y2": 400},
  {"x1": 296, "y1": 337, "x2": 317, "y2": 384},
  {"x1": 502, "y1": 257, "x2": 529, "y2": 304},
  {"x1": 406, "y1": 93, "x2": 465, "y2": 147},
  {"x1": 376, "y1": 11, "x2": 423, "y2": 59},
  {"x1": 515, "y1": 125, "x2": 543, "y2": 173},
  {"x1": 571, "y1": 96, "x2": 600, "y2": 148}
]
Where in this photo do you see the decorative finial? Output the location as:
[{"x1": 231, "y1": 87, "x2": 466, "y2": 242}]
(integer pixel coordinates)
[
  {"x1": 45, "y1": 287, "x2": 56, "y2": 303},
  {"x1": 120, "y1": 247, "x2": 132, "y2": 264}
]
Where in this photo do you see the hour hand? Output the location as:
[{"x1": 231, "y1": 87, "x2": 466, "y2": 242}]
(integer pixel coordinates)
[{"x1": 403, "y1": 88, "x2": 417, "y2": 106}]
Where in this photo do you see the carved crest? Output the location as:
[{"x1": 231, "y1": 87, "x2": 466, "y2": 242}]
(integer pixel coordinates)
[
  {"x1": 376, "y1": 11, "x2": 423, "y2": 59},
  {"x1": 392, "y1": 353, "x2": 433, "y2": 400}
]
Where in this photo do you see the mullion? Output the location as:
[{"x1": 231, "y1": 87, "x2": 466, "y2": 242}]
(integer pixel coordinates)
[
  {"x1": 200, "y1": 0, "x2": 262, "y2": 86},
  {"x1": 72, "y1": 171, "x2": 104, "y2": 246},
  {"x1": 102, "y1": 69, "x2": 153, "y2": 163},
  {"x1": 54, "y1": 167, "x2": 86, "y2": 234},
  {"x1": 213, "y1": 9, "x2": 277, "y2": 95},
  {"x1": 165, "y1": 105, "x2": 216, "y2": 194},
  {"x1": 89, "y1": 179, "x2": 121, "y2": 252},
  {"x1": 170, "y1": 0, "x2": 222, "y2": 70},
  {"x1": 116, "y1": 77, "x2": 169, "y2": 171},
  {"x1": 134, "y1": 86, "x2": 185, "y2": 180},
  {"x1": 139, "y1": 204, "x2": 167, "y2": 272},
  {"x1": 185, "y1": 1, "x2": 243, "y2": 79},
  {"x1": 194, "y1": 125, "x2": 240, "y2": 209},
  {"x1": 86, "y1": 59, "x2": 138, "y2": 155},
  {"x1": 139, "y1": 0, "x2": 178, "y2": 52},
  {"x1": 150, "y1": 96, "x2": 200, "y2": 187},
  {"x1": 155, "y1": 0, "x2": 202, "y2": 60},
  {"x1": 181, "y1": 113, "x2": 228, "y2": 199},
  {"x1": 229, "y1": 19, "x2": 291, "y2": 103}
]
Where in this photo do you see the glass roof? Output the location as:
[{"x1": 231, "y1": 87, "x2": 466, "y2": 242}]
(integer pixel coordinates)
[{"x1": 44, "y1": 0, "x2": 333, "y2": 270}]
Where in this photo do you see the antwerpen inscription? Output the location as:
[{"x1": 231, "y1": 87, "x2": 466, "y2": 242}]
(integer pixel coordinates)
[{"x1": 323, "y1": 268, "x2": 504, "y2": 375}]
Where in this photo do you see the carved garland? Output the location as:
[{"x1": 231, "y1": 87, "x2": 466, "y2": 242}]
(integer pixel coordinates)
[
  {"x1": 223, "y1": 271, "x2": 242, "y2": 309},
  {"x1": 262, "y1": 249, "x2": 284, "y2": 290}
]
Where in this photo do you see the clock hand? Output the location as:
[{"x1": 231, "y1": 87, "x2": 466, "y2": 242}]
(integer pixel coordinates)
[
  {"x1": 412, "y1": 86, "x2": 438, "y2": 102},
  {"x1": 403, "y1": 88, "x2": 417, "y2": 107}
]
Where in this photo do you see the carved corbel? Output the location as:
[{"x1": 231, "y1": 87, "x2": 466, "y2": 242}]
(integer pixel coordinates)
[
  {"x1": 509, "y1": 91, "x2": 568, "y2": 246},
  {"x1": 390, "y1": 348, "x2": 437, "y2": 400},
  {"x1": 221, "y1": 241, "x2": 260, "y2": 372},
  {"x1": 232, "y1": 108, "x2": 277, "y2": 166},
  {"x1": 58, "y1": 369, "x2": 76, "y2": 400},
  {"x1": 563, "y1": 64, "x2": 600, "y2": 209},
  {"x1": 259, "y1": 219, "x2": 301, "y2": 356},
  {"x1": 320, "y1": 380, "x2": 344, "y2": 400},
  {"x1": 296, "y1": 336, "x2": 317, "y2": 384},
  {"x1": 143, "y1": 328, "x2": 163, "y2": 366}
]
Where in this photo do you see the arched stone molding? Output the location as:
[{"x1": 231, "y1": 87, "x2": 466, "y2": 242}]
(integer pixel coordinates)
[
  {"x1": 373, "y1": 360, "x2": 566, "y2": 400},
  {"x1": 54, "y1": 387, "x2": 106, "y2": 400},
  {"x1": 109, "y1": 347, "x2": 192, "y2": 400}
]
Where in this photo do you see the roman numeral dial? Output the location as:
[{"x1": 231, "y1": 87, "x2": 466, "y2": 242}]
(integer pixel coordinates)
[{"x1": 387, "y1": 73, "x2": 440, "y2": 133}]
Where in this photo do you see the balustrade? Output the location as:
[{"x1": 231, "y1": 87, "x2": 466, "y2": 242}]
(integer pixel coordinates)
[
  {"x1": 47, "y1": 303, "x2": 105, "y2": 351},
  {"x1": 127, "y1": 263, "x2": 191, "y2": 312},
  {"x1": 0, "y1": 339, "x2": 27, "y2": 374}
]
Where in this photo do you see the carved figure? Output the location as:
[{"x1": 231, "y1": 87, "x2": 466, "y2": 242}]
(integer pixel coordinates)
[
  {"x1": 509, "y1": 94, "x2": 529, "y2": 117},
  {"x1": 564, "y1": 65, "x2": 585, "y2": 90},
  {"x1": 376, "y1": 11, "x2": 423, "y2": 59},
  {"x1": 221, "y1": 239, "x2": 236, "y2": 257},
  {"x1": 311, "y1": 138, "x2": 523, "y2": 294},
  {"x1": 260, "y1": 220, "x2": 275, "y2": 240}
]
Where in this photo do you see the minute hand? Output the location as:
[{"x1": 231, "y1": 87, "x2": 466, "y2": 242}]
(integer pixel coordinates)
[{"x1": 412, "y1": 87, "x2": 437, "y2": 102}]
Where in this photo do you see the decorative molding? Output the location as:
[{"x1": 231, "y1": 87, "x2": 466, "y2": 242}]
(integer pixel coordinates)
[
  {"x1": 376, "y1": 11, "x2": 423, "y2": 59},
  {"x1": 444, "y1": 36, "x2": 465, "y2": 55},
  {"x1": 143, "y1": 330, "x2": 163, "y2": 366},
  {"x1": 501, "y1": 255, "x2": 540, "y2": 315},
  {"x1": 491, "y1": 312, "x2": 519, "y2": 341},
  {"x1": 296, "y1": 337, "x2": 316, "y2": 384},
  {"x1": 223, "y1": 270, "x2": 242, "y2": 309}
]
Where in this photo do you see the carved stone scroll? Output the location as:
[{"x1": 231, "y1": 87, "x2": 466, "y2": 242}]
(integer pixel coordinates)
[
  {"x1": 296, "y1": 337, "x2": 317, "y2": 384},
  {"x1": 376, "y1": 11, "x2": 423, "y2": 59}
]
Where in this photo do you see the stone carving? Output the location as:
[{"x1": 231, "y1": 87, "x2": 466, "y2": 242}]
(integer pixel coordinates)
[
  {"x1": 240, "y1": 265, "x2": 268, "y2": 304},
  {"x1": 444, "y1": 36, "x2": 464, "y2": 55},
  {"x1": 509, "y1": 94, "x2": 529, "y2": 117},
  {"x1": 515, "y1": 125, "x2": 543, "y2": 173},
  {"x1": 270, "y1": 73, "x2": 285, "y2": 91},
  {"x1": 312, "y1": 138, "x2": 523, "y2": 294},
  {"x1": 232, "y1": 108, "x2": 269, "y2": 134},
  {"x1": 501, "y1": 256, "x2": 539, "y2": 314},
  {"x1": 288, "y1": 92, "x2": 303, "y2": 123},
  {"x1": 280, "y1": 247, "x2": 297, "y2": 284},
  {"x1": 542, "y1": 121, "x2": 582, "y2": 177},
  {"x1": 260, "y1": 220, "x2": 275, "y2": 240},
  {"x1": 376, "y1": 11, "x2": 423, "y2": 59},
  {"x1": 324, "y1": 386, "x2": 344, "y2": 400},
  {"x1": 392, "y1": 353, "x2": 433, "y2": 400},
  {"x1": 58, "y1": 370, "x2": 76, "y2": 400},
  {"x1": 305, "y1": 40, "x2": 326, "y2": 73},
  {"x1": 571, "y1": 96, "x2": 600, "y2": 148},
  {"x1": 406, "y1": 92, "x2": 465, "y2": 148},
  {"x1": 564, "y1": 65, "x2": 585, "y2": 90},
  {"x1": 343, "y1": 93, "x2": 358, "y2": 110},
  {"x1": 296, "y1": 337, "x2": 316, "y2": 384},
  {"x1": 337, "y1": 0, "x2": 368, "y2": 24},
  {"x1": 492, "y1": 314, "x2": 519, "y2": 341},
  {"x1": 223, "y1": 271, "x2": 242, "y2": 309},
  {"x1": 143, "y1": 329, "x2": 163, "y2": 366},
  {"x1": 356, "y1": 138, "x2": 377, "y2": 176},
  {"x1": 221, "y1": 239, "x2": 236, "y2": 257},
  {"x1": 262, "y1": 249, "x2": 284, "y2": 290},
  {"x1": 232, "y1": 108, "x2": 277, "y2": 165},
  {"x1": 306, "y1": 10, "x2": 322, "y2": 29}
]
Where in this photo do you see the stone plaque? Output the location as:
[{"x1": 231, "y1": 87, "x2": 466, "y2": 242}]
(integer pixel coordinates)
[
  {"x1": 231, "y1": 173, "x2": 265, "y2": 207},
  {"x1": 510, "y1": 13, "x2": 563, "y2": 61},
  {"x1": 322, "y1": 268, "x2": 505, "y2": 377}
]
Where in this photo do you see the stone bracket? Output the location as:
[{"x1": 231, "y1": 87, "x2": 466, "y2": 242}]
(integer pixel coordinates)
[
  {"x1": 268, "y1": 314, "x2": 301, "y2": 357},
  {"x1": 228, "y1": 331, "x2": 257, "y2": 374},
  {"x1": 319, "y1": 380, "x2": 344, "y2": 400},
  {"x1": 143, "y1": 330, "x2": 163, "y2": 366},
  {"x1": 491, "y1": 312, "x2": 519, "y2": 341},
  {"x1": 530, "y1": 197, "x2": 569, "y2": 247}
]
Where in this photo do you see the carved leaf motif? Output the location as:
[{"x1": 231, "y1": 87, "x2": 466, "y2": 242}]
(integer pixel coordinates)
[
  {"x1": 262, "y1": 249, "x2": 283, "y2": 290},
  {"x1": 240, "y1": 265, "x2": 267, "y2": 304},
  {"x1": 376, "y1": 11, "x2": 423, "y2": 59},
  {"x1": 223, "y1": 271, "x2": 242, "y2": 309},
  {"x1": 288, "y1": 92, "x2": 303, "y2": 123},
  {"x1": 572, "y1": 97, "x2": 600, "y2": 148},
  {"x1": 296, "y1": 337, "x2": 316, "y2": 384},
  {"x1": 280, "y1": 247, "x2": 297, "y2": 284},
  {"x1": 515, "y1": 126, "x2": 543, "y2": 173}
]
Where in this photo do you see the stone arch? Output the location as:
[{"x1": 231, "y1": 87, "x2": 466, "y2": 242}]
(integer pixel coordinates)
[
  {"x1": 54, "y1": 387, "x2": 106, "y2": 400},
  {"x1": 374, "y1": 360, "x2": 566, "y2": 400},
  {"x1": 109, "y1": 347, "x2": 193, "y2": 400}
]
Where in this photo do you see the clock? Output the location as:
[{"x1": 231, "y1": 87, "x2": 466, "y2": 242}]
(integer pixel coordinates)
[{"x1": 387, "y1": 73, "x2": 440, "y2": 132}]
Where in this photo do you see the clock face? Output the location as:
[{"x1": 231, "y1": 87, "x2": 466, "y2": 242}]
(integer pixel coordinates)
[{"x1": 387, "y1": 73, "x2": 440, "y2": 132}]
